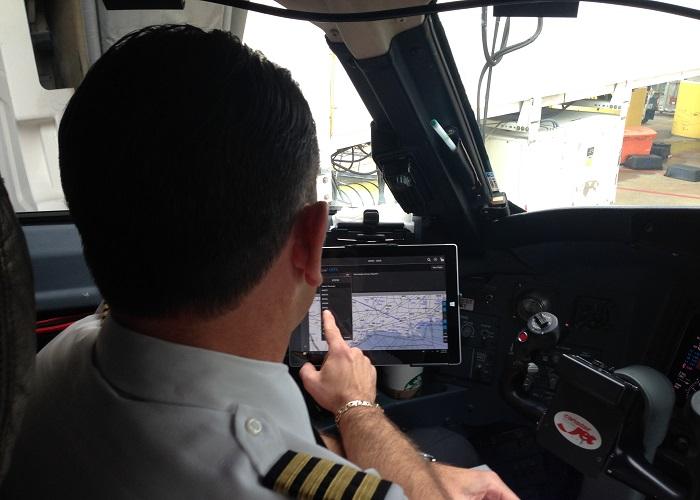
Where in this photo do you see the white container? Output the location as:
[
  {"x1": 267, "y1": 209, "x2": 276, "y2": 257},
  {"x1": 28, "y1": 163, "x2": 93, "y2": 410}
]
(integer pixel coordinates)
[
  {"x1": 380, "y1": 365, "x2": 423, "y2": 400},
  {"x1": 485, "y1": 110, "x2": 625, "y2": 212}
]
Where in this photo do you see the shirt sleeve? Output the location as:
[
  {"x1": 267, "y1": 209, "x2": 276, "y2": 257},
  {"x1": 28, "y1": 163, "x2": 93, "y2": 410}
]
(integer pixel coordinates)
[{"x1": 383, "y1": 482, "x2": 408, "y2": 499}]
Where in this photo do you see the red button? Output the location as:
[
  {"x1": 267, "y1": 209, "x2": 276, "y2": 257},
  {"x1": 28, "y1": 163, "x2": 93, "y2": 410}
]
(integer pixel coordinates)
[{"x1": 517, "y1": 331, "x2": 529, "y2": 343}]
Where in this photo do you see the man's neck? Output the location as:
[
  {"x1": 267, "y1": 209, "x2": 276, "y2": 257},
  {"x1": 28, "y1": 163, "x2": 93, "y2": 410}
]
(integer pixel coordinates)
[
  {"x1": 110, "y1": 241, "x2": 312, "y2": 363},
  {"x1": 113, "y1": 290, "x2": 296, "y2": 363}
]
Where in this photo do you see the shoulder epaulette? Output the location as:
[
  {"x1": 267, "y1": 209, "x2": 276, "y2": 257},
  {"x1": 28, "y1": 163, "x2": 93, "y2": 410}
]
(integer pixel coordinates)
[{"x1": 262, "y1": 450, "x2": 393, "y2": 500}]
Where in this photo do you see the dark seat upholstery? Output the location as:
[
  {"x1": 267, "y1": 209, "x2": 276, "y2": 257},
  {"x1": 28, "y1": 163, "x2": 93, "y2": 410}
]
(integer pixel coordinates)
[{"x1": 0, "y1": 176, "x2": 35, "y2": 483}]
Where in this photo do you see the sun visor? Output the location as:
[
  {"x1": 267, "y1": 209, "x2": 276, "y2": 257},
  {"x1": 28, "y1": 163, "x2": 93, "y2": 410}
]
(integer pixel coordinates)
[{"x1": 276, "y1": 0, "x2": 430, "y2": 59}]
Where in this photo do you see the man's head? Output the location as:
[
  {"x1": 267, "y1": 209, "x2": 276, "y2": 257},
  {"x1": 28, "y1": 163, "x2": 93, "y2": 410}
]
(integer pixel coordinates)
[{"x1": 60, "y1": 25, "x2": 324, "y2": 319}]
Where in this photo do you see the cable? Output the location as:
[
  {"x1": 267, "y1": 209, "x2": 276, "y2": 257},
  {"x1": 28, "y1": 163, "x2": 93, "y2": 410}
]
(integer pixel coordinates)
[
  {"x1": 330, "y1": 142, "x2": 383, "y2": 206},
  {"x1": 476, "y1": 9, "x2": 543, "y2": 138},
  {"x1": 485, "y1": 17, "x2": 542, "y2": 134},
  {"x1": 337, "y1": 176, "x2": 378, "y2": 205},
  {"x1": 351, "y1": 181, "x2": 378, "y2": 205},
  {"x1": 331, "y1": 143, "x2": 377, "y2": 175},
  {"x1": 493, "y1": 17, "x2": 542, "y2": 60},
  {"x1": 540, "y1": 118, "x2": 559, "y2": 128},
  {"x1": 476, "y1": 64, "x2": 488, "y2": 133},
  {"x1": 336, "y1": 181, "x2": 366, "y2": 205},
  {"x1": 209, "y1": 0, "x2": 700, "y2": 23},
  {"x1": 332, "y1": 176, "x2": 352, "y2": 204},
  {"x1": 482, "y1": 12, "x2": 503, "y2": 133}
]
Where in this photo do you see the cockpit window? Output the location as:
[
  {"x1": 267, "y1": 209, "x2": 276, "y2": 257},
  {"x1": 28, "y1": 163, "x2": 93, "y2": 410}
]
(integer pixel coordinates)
[
  {"x1": 4, "y1": 1, "x2": 699, "y2": 214},
  {"x1": 440, "y1": 2, "x2": 700, "y2": 210}
]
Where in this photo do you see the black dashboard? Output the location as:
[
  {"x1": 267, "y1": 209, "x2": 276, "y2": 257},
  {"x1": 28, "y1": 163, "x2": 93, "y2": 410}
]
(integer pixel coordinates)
[{"x1": 445, "y1": 208, "x2": 700, "y2": 496}]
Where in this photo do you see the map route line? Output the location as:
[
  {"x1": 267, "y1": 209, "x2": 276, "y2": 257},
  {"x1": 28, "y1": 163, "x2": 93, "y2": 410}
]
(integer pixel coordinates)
[{"x1": 352, "y1": 298, "x2": 410, "y2": 323}]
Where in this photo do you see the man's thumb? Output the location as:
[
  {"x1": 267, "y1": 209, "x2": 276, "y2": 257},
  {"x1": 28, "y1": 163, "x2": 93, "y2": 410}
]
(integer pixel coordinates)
[{"x1": 299, "y1": 362, "x2": 320, "y2": 391}]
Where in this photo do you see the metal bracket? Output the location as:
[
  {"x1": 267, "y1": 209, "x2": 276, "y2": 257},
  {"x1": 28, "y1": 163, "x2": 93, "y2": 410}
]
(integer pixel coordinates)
[
  {"x1": 518, "y1": 97, "x2": 542, "y2": 144},
  {"x1": 611, "y1": 82, "x2": 634, "y2": 122}
]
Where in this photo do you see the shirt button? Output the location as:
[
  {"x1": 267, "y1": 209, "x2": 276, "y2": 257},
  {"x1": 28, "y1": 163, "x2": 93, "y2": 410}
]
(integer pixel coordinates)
[{"x1": 245, "y1": 418, "x2": 263, "y2": 435}]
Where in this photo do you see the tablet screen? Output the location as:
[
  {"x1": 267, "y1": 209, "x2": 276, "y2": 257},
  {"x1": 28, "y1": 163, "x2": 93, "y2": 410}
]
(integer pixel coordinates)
[{"x1": 289, "y1": 244, "x2": 461, "y2": 366}]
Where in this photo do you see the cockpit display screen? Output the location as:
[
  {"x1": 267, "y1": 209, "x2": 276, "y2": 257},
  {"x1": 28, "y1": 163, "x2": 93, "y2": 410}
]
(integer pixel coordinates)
[
  {"x1": 289, "y1": 244, "x2": 461, "y2": 366},
  {"x1": 670, "y1": 316, "x2": 700, "y2": 406}
]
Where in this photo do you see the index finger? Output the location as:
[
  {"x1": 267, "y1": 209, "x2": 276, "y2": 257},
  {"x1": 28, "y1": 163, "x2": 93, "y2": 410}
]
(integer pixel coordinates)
[{"x1": 322, "y1": 309, "x2": 346, "y2": 350}]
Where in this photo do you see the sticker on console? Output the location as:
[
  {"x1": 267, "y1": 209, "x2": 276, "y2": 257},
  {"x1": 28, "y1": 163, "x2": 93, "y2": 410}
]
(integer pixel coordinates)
[{"x1": 553, "y1": 411, "x2": 602, "y2": 450}]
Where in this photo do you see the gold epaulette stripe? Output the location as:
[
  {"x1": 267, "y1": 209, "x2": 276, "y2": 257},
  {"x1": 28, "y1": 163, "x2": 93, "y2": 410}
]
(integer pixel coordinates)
[
  {"x1": 298, "y1": 457, "x2": 335, "y2": 498},
  {"x1": 279, "y1": 452, "x2": 315, "y2": 493},
  {"x1": 261, "y1": 451, "x2": 393, "y2": 500},
  {"x1": 354, "y1": 473, "x2": 384, "y2": 499},
  {"x1": 324, "y1": 463, "x2": 356, "y2": 499}
]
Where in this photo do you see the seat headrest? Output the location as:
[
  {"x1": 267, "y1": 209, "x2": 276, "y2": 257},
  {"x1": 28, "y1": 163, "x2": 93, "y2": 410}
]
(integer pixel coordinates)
[{"x1": 0, "y1": 176, "x2": 35, "y2": 482}]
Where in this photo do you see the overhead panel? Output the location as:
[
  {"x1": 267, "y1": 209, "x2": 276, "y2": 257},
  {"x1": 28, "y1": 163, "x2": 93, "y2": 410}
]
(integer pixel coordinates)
[{"x1": 277, "y1": 0, "x2": 430, "y2": 59}]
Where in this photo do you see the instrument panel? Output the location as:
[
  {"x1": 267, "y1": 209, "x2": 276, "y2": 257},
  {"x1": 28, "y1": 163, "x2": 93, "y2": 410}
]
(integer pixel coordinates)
[
  {"x1": 670, "y1": 316, "x2": 700, "y2": 406},
  {"x1": 455, "y1": 272, "x2": 700, "y2": 411}
]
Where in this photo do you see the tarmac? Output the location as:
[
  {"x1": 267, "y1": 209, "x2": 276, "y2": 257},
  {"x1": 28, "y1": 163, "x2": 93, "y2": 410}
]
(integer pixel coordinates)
[{"x1": 615, "y1": 114, "x2": 700, "y2": 207}]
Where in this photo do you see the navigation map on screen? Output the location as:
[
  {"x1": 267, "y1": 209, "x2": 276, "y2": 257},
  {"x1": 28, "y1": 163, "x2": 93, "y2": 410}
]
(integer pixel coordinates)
[
  {"x1": 300, "y1": 255, "x2": 449, "y2": 352},
  {"x1": 307, "y1": 293, "x2": 447, "y2": 351}
]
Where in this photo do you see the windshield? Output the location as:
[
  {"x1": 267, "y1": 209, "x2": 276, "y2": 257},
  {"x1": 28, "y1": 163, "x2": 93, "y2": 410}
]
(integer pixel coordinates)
[
  {"x1": 440, "y1": 2, "x2": 700, "y2": 210},
  {"x1": 248, "y1": 1, "x2": 700, "y2": 214},
  {"x1": 6, "y1": 1, "x2": 700, "y2": 215}
]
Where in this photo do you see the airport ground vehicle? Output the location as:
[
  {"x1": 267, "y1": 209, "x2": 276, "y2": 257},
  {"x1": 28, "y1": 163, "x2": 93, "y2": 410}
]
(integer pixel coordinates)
[{"x1": 1, "y1": 1, "x2": 700, "y2": 499}]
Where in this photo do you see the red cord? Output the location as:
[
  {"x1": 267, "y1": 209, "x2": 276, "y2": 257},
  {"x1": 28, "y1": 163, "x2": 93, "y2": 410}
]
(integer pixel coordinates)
[
  {"x1": 35, "y1": 313, "x2": 88, "y2": 335},
  {"x1": 36, "y1": 322, "x2": 76, "y2": 335}
]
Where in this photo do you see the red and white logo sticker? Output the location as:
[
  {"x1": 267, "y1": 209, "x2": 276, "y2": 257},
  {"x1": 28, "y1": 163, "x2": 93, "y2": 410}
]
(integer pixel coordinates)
[{"x1": 553, "y1": 411, "x2": 602, "y2": 450}]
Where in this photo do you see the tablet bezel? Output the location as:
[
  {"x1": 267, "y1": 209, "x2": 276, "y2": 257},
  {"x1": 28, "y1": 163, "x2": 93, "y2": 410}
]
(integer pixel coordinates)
[{"x1": 288, "y1": 243, "x2": 461, "y2": 366}]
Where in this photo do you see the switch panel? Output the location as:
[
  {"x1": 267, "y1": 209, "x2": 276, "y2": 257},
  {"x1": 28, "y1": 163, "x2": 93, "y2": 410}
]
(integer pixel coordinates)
[{"x1": 462, "y1": 313, "x2": 499, "y2": 383}]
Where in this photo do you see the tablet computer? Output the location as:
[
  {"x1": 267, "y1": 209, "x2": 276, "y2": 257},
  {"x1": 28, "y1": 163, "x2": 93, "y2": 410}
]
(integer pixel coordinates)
[{"x1": 289, "y1": 244, "x2": 461, "y2": 366}]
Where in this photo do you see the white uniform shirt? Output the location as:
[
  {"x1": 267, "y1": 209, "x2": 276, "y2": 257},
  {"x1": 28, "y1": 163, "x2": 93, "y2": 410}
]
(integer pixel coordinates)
[{"x1": 5, "y1": 315, "x2": 405, "y2": 499}]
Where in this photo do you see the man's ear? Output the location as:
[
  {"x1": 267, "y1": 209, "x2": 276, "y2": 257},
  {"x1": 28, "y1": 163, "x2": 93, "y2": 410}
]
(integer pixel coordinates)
[{"x1": 291, "y1": 201, "x2": 328, "y2": 287}]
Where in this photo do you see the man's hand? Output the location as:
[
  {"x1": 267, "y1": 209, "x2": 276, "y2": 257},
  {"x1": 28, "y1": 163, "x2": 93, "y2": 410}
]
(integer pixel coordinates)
[
  {"x1": 299, "y1": 310, "x2": 377, "y2": 413},
  {"x1": 433, "y1": 463, "x2": 519, "y2": 500},
  {"x1": 299, "y1": 311, "x2": 519, "y2": 500}
]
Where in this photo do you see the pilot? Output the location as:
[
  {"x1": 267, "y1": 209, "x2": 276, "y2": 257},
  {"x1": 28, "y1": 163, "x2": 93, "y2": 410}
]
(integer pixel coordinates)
[{"x1": 4, "y1": 25, "x2": 517, "y2": 499}]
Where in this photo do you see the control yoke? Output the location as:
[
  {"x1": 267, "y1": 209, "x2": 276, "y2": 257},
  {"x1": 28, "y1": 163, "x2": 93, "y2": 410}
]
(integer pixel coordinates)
[
  {"x1": 501, "y1": 312, "x2": 688, "y2": 500},
  {"x1": 501, "y1": 312, "x2": 560, "y2": 420}
]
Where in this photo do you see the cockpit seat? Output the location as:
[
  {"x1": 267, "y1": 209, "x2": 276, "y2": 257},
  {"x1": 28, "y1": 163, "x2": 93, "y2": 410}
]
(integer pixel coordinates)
[{"x1": 0, "y1": 175, "x2": 36, "y2": 484}]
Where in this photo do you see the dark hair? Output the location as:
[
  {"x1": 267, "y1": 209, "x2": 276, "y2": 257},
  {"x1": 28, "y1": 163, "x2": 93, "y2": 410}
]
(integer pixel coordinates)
[{"x1": 59, "y1": 25, "x2": 319, "y2": 317}]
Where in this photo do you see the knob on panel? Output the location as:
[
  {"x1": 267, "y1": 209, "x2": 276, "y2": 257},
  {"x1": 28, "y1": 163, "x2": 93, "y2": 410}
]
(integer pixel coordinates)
[
  {"x1": 527, "y1": 311, "x2": 559, "y2": 336},
  {"x1": 514, "y1": 312, "x2": 561, "y2": 360},
  {"x1": 516, "y1": 291, "x2": 552, "y2": 322},
  {"x1": 691, "y1": 391, "x2": 700, "y2": 423}
]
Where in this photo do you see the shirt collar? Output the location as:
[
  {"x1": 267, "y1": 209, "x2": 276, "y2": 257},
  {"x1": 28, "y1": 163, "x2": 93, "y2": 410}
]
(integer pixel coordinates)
[{"x1": 95, "y1": 316, "x2": 311, "y2": 431}]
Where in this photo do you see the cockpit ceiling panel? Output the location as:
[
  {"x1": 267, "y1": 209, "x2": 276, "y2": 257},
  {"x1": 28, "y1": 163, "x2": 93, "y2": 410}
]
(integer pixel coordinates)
[{"x1": 276, "y1": 0, "x2": 429, "y2": 59}]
